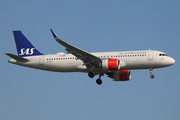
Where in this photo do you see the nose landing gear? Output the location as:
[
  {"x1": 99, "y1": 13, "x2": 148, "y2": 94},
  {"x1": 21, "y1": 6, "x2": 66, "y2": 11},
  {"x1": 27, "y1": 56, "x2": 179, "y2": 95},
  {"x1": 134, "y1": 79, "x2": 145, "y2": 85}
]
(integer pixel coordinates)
[{"x1": 150, "y1": 69, "x2": 154, "y2": 79}]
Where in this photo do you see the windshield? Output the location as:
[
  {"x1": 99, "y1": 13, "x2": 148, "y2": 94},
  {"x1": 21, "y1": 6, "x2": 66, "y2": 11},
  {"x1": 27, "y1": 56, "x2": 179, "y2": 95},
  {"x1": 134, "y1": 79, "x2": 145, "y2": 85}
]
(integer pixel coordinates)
[{"x1": 159, "y1": 53, "x2": 168, "y2": 56}]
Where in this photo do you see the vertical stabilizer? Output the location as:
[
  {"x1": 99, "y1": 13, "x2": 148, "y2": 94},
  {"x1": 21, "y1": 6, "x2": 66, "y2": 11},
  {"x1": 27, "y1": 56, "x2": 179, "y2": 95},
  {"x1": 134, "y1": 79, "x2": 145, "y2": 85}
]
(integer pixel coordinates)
[{"x1": 13, "y1": 31, "x2": 43, "y2": 57}]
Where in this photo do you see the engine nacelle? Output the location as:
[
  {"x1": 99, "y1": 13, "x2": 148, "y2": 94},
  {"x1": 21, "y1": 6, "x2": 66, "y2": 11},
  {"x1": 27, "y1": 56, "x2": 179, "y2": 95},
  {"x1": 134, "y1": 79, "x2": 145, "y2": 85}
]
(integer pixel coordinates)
[
  {"x1": 100, "y1": 59, "x2": 120, "y2": 71},
  {"x1": 113, "y1": 70, "x2": 131, "y2": 81}
]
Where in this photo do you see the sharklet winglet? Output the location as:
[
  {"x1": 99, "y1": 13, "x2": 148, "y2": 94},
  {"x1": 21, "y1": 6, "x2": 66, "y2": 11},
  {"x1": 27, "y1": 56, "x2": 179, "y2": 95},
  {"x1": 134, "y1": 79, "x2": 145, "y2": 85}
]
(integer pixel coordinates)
[{"x1": 50, "y1": 29, "x2": 58, "y2": 39}]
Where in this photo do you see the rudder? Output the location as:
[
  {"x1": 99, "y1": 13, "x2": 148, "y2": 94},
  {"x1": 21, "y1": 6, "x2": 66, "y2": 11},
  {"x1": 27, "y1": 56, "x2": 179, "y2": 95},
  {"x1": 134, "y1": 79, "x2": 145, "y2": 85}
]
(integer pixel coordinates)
[{"x1": 13, "y1": 31, "x2": 43, "y2": 57}]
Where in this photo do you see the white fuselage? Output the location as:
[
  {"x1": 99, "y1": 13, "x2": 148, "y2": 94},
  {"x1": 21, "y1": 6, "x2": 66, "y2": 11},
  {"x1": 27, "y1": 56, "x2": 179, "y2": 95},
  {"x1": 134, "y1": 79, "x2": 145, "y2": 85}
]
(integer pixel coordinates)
[{"x1": 9, "y1": 50, "x2": 175, "y2": 73}]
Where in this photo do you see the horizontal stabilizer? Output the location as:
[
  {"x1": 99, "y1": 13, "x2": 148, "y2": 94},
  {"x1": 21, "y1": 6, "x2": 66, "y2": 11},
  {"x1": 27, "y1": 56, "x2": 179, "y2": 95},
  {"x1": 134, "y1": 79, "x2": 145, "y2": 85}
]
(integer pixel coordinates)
[{"x1": 5, "y1": 53, "x2": 29, "y2": 62}]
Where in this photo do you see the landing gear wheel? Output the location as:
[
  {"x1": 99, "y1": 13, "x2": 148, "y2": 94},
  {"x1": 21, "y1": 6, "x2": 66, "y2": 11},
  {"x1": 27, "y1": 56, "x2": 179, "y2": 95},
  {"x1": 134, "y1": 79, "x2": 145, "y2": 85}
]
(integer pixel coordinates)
[
  {"x1": 150, "y1": 74, "x2": 154, "y2": 79},
  {"x1": 149, "y1": 68, "x2": 154, "y2": 79},
  {"x1": 88, "y1": 72, "x2": 94, "y2": 78},
  {"x1": 96, "y1": 79, "x2": 102, "y2": 85}
]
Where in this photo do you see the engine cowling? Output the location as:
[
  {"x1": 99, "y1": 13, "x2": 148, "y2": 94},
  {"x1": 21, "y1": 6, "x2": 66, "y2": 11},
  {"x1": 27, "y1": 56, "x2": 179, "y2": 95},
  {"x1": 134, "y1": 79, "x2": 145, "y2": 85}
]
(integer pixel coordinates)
[
  {"x1": 100, "y1": 59, "x2": 120, "y2": 71},
  {"x1": 113, "y1": 70, "x2": 131, "y2": 81}
]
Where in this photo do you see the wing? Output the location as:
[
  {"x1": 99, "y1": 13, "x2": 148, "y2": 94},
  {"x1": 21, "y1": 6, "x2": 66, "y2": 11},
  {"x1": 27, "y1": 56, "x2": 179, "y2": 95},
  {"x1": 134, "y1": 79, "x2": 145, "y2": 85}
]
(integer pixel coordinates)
[{"x1": 50, "y1": 29, "x2": 101, "y2": 67}]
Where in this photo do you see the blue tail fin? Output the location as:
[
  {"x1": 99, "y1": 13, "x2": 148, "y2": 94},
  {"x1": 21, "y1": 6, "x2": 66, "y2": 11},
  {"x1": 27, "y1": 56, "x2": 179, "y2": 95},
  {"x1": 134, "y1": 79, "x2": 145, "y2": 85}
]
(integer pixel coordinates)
[{"x1": 13, "y1": 31, "x2": 43, "y2": 57}]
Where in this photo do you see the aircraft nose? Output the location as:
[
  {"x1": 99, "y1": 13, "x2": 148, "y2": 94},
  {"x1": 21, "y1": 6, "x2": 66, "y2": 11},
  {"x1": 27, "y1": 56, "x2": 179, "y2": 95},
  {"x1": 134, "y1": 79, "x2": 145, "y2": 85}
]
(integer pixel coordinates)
[{"x1": 169, "y1": 57, "x2": 175, "y2": 65}]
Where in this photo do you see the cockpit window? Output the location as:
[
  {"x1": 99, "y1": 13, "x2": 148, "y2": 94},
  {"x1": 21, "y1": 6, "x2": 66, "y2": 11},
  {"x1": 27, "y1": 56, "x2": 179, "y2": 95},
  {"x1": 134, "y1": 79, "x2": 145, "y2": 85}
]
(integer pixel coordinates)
[{"x1": 159, "y1": 53, "x2": 168, "y2": 56}]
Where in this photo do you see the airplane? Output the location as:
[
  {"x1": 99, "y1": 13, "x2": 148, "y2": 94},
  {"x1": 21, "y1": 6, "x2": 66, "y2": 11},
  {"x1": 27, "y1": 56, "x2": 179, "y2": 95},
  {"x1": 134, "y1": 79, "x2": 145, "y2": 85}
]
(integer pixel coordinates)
[{"x1": 5, "y1": 30, "x2": 175, "y2": 85}]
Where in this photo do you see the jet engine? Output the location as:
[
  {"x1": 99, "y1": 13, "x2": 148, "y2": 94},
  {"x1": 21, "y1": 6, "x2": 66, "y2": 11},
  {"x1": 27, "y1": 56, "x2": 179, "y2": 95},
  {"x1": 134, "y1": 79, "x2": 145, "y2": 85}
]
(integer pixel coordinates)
[
  {"x1": 113, "y1": 70, "x2": 131, "y2": 81},
  {"x1": 100, "y1": 59, "x2": 120, "y2": 71},
  {"x1": 106, "y1": 70, "x2": 131, "y2": 81}
]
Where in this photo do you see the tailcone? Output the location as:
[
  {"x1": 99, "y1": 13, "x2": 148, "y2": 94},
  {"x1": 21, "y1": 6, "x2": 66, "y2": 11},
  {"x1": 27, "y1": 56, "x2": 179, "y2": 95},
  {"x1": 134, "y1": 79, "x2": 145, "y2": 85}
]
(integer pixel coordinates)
[{"x1": 8, "y1": 59, "x2": 17, "y2": 63}]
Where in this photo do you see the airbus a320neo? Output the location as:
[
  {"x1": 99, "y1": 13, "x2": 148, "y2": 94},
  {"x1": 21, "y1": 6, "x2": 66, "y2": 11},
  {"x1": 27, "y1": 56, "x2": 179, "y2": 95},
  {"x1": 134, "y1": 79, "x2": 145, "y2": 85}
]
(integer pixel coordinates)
[{"x1": 6, "y1": 30, "x2": 175, "y2": 85}]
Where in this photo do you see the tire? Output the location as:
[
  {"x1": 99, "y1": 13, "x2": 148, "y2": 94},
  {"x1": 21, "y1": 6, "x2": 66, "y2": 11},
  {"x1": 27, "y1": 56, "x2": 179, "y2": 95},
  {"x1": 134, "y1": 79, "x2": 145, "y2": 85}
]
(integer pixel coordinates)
[
  {"x1": 96, "y1": 79, "x2": 102, "y2": 85},
  {"x1": 88, "y1": 72, "x2": 94, "y2": 78},
  {"x1": 150, "y1": 74, "x2": 154, "y2": 79}
]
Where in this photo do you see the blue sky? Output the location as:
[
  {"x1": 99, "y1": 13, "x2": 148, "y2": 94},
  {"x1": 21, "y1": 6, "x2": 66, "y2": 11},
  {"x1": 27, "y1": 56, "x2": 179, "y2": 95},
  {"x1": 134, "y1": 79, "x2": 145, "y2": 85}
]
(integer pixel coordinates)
[{"x1": 1, "y1": 0, "x2": 180, "y2": 120}]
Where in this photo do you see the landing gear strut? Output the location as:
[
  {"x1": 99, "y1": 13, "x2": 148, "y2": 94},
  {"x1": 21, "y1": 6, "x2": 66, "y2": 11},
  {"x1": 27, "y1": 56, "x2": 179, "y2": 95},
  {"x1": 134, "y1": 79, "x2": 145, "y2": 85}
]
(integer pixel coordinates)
[{"x1": 150, "y1": 68, "x2": 154, "y2": 79}]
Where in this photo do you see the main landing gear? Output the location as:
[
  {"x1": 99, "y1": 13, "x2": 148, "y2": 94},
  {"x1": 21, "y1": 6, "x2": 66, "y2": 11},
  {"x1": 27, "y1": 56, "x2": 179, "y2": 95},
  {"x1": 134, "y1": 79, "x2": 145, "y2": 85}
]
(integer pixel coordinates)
[
  {"x1": 88, "y1": 72, "x2": 94, "y2": 78},
  {"x1": 150, "y1": 68, "x2": 154, "y2": 79},
  {"x1": 88, "y1": 72, "x2": 103, "y2": 85},
  {"x1": 96, "y1": 73, "x2": 104, "y2": 85},
  {"x1": 96, "y1": 78, "x2": 102, "y2": 85}
]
